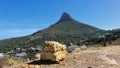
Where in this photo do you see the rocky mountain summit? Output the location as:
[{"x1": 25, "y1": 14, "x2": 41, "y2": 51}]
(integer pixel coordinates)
[{"x1": 57, "y1": 12, "x2": 73, "y2": 22}]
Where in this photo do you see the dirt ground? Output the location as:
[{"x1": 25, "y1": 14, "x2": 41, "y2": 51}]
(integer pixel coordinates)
[{"x1": 2, "y1": 45, "x2": 120, "y2": 68}]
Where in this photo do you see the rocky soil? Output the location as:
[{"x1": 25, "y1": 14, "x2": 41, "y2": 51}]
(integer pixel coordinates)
[{"x1": 2, "y1": 45, "x2": 120, "y2": 68}]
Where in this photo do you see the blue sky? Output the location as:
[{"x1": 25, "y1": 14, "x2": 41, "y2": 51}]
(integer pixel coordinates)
[{"x1": 0, "y1": 0, "x2": 120, "y2": 40}]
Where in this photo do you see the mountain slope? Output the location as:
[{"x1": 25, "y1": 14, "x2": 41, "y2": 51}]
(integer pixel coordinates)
[
  {"x1": 35, "y1": 12, "x2": 103, "y2": 35},
  {"x1": 0, "y1": 12, "x2": 105, "y2": 52},
  {"x1": 32, "y1": 12, "x2": 104, "y2": 41}
]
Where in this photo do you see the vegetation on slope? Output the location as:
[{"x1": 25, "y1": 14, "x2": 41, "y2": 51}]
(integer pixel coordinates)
[{"x1": 0, "y1": 12, "x2": 105, "y2": 52}]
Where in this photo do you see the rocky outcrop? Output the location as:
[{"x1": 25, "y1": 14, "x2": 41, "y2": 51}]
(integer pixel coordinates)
[{"x1": 41, "y1": 41, "x2": 67, "y2": 63}]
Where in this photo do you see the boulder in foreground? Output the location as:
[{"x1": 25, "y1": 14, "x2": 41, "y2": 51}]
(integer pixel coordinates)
[{"x1": 41, "y1": 41, "x2": 67, "y2": 63}]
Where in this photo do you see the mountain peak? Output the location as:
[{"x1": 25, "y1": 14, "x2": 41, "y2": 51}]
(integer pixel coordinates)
[{"x1": 58, "y1": 12, "x2": 73, "y2": 22}]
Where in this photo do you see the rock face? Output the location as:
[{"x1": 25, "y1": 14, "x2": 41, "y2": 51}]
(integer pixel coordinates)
[
  {"x1": 58, "y1": 12, "x2": 73, "y2": 22},
  {"x1": 41, "y1": 41, "x2": 67, "y2": 63}
]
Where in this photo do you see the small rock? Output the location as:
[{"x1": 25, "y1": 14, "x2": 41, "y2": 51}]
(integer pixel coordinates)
[
  {"x1": 74, "y1": 48, "x2": 81, "y2": 52},
  {"x1": 34, "y1": 53, "x2": 41, "y2": 60},
  {"x1": 80, "y1": 45, "x2": 87, "y2": 50}
]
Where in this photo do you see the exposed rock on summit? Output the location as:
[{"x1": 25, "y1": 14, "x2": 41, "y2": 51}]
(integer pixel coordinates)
[{"x1": 58, "y1": 12, "x2": 73, "y2": 22}]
